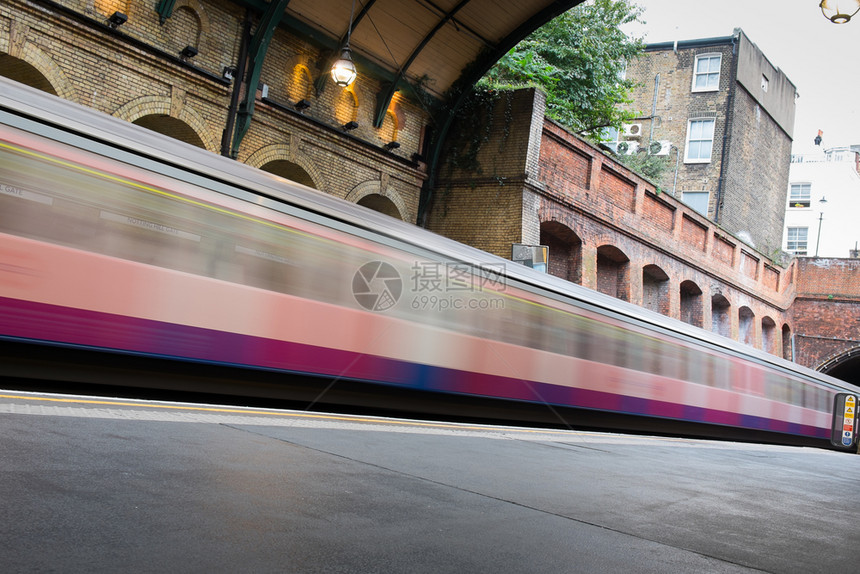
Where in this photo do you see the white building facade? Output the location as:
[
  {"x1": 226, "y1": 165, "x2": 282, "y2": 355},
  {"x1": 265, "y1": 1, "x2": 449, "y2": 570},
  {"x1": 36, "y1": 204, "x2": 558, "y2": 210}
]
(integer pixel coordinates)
[{"x1": 784, "y1": 147, "x2": 860, "y2": 258}]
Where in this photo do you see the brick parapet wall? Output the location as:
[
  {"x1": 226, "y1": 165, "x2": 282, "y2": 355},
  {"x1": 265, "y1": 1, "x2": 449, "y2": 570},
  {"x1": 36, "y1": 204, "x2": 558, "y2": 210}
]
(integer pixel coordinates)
[
  {"x1": 792, "y1": 258, "x2": 860, "y2": 370},
  {"x1": 539, "y1": 119, "x2": 794, "y2": 309}
]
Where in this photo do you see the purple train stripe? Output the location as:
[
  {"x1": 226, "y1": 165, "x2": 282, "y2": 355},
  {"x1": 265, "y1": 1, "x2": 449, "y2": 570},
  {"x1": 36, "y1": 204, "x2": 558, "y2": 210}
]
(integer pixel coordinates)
[{"x1": 0, "y1": 295, "x2": 828, "y2": 439}]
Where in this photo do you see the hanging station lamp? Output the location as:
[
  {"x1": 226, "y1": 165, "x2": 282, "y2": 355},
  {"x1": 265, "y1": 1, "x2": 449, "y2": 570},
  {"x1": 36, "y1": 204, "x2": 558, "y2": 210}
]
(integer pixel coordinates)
[
  {"x1": 331, "y1": 0, "x2": 358, "y2": 86},
  {"x1": 820, "y1": 0, "x2": 860, "y2": 23}
]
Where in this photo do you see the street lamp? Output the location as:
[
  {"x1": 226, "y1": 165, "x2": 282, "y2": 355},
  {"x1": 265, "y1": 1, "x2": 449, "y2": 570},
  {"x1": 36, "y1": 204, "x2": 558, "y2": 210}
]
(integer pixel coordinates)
[
  {"x1": 820, "y1": 1, "x2": 860, "y2": 23},
  {"x1": 815, "y1": 196, "x2": 827, "y2": 257}
]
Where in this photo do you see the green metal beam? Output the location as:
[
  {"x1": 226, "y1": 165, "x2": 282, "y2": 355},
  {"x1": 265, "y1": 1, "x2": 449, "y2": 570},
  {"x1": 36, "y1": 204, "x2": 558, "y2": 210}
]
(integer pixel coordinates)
[
  {"x1": 374, "y1": 0, "x2": 472, "y2": 128},
  {"x1": 155, "y1": 0, "x2": 178, "y2": 24},
  {"x1": 230, "y1": 0, "x2": 291, "y2": 158},
  {"x1": 417, "y1": 0, "x2": 584, "y2": 225}
]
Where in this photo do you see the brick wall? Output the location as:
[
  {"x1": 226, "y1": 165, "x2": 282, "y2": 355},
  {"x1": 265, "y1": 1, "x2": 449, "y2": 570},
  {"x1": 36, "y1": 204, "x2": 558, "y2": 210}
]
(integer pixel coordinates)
[
  {"x1": 1, "y1": 0, "x2": 428, "y2": 222},
  {"x1": 425, "y1": 89, "x2": 545, "y2": 259},
  {"x1": 792, "y1": 258, "x2": 860, "y2": 371},
  {"x1": 721, "y1": 86, "x2": 792, "y2": 253}
]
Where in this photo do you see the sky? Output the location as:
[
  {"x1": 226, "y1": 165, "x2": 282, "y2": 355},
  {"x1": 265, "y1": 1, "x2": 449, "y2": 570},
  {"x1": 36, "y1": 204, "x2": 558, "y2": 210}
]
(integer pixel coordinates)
[{"x1": 620, "y1": 0, "x2": 860, "y2": 155}]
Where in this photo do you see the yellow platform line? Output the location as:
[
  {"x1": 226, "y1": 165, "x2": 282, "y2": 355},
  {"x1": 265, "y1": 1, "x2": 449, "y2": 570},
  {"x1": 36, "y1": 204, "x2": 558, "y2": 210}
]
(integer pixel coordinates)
[{"x1": 0, "y1": 392, "x2": 590, "y2": 436}]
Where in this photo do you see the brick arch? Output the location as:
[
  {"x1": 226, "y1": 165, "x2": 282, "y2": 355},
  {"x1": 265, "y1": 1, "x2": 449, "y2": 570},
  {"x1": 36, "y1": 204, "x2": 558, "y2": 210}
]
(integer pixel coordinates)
[
  {"x1": 539, "y1": 220, "x2": 582, "y2": 284},
  {"x1": 761, "y1": 316, "x2": 778, "y2": 355},
  {"x1": 173, "y1": 0, "x2": 212, "y2": 34},
  {"x1": 0, "y1": 36, "x2": 76, "y2": 101},
  {"x1": 113, "y1": 95, "x2": 217, "y2": 152},
  {"x1": 712, "y1": 293, "x2": 732, "y2": 338},
  {"x1": 381, "y1": 110, "x2": 399, "y2": 143},
  {"x1": 819, "y1": 346, "x2": 860, "y2": 385},
  {"x1": 739, "y1": 306, "x2": 756, "y2": 346},
  {"x1": 642, "y1": 264, "x2": 670, "y2": 316},
  {"x1": 781, "y1": 323, "x2": 792, "y2": 361},
  {"x1": 345, "y1": 180, "x2": 407, "y2": 221},
  {"x1": 680, "y1": 280, "x2": 703, "y2": 328},
  {"x1": 162, "y1": 1, "x2": 211, "y2": 50},
  {"x1": 335, "y1": 85, "x2": 359, "y2": 125},
  {"x1": 596, "y1": 244, "x2": 630, "y2": 301},
  {"x1": 285, "y1": 54, "x2": 316, "y2": 103},
  {"x1": 244, "y1": 143, "x2": 326, "y2": 191}
]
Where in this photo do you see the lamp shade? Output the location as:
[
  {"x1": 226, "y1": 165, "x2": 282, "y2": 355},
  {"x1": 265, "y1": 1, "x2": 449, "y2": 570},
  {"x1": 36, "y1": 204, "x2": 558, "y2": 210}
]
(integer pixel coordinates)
[
  {"x1": 331, "y1": 48, "x2": 357, "y2": 87},
  {"x1": 820, "y1": 0, "x2": 860, "y2": 23}
]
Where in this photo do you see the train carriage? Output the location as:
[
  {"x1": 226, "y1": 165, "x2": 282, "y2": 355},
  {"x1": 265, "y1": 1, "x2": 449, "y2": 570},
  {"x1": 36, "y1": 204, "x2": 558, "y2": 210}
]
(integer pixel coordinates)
[{"x1": 0, "y1": 77, "x2": 850, "y2": 445}]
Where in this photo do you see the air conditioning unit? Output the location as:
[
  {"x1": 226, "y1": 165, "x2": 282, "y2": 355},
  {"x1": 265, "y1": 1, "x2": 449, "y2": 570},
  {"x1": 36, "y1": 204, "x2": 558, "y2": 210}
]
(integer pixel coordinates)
[
  {"x1": 648, "y1": 140, "x2": 672, "y2": 156},
  {"x1": 616, "y1": 141, "x2": 639, "y2": 155},
  {"x1": 622, "y1": 123, "x2": 643, "y2": 137}
]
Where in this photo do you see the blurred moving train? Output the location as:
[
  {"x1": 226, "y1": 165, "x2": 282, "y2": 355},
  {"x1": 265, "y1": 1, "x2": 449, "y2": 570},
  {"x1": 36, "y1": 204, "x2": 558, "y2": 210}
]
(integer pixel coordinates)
[{"x1": 0, "y1": 78, "x2": 852, "y2": 446}]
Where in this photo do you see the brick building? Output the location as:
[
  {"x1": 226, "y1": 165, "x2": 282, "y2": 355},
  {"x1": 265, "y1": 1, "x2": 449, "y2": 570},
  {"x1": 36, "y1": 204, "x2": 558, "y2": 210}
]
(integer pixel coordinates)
[{"x1": 621, "y1": 29, "x2": 797, "y2": 257}]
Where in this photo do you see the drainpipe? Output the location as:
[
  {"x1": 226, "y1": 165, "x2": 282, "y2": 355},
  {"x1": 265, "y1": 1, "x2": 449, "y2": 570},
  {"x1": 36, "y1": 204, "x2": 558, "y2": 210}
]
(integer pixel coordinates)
[
  {"x1": 649, "y1": 73, "x2": 659, "y2": 144},
  {"x1": 714, "y1": 32, "x2": 739, "y2": 223}
]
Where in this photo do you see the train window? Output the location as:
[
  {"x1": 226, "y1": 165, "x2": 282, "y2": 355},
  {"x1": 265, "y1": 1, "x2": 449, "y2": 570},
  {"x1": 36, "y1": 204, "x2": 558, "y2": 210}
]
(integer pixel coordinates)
[
  {"x1": 765, "y1": 373, "x2": 787, "y2": 403},
  {"x1": 687, "y1": 350, "x2": 706, "y2": 386}
]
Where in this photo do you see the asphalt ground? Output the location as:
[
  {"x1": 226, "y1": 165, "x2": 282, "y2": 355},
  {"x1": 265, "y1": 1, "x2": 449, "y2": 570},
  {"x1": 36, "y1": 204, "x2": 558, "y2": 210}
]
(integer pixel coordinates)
[{"x1": 1, "y1": 389, "x2": 858, "y2": 573}]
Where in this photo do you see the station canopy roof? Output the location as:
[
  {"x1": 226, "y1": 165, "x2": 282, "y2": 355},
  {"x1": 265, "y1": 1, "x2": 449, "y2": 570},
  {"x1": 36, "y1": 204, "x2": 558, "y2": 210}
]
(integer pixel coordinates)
[{"x1": 269, "y1": 0, "x2": 585, "y2": 100}]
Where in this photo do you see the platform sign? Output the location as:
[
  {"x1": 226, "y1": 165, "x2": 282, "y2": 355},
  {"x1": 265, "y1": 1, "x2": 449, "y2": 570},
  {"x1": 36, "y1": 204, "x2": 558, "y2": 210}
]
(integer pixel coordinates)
[{"x1": 831, "y1": 393, "x2": 858, "y2": 449}]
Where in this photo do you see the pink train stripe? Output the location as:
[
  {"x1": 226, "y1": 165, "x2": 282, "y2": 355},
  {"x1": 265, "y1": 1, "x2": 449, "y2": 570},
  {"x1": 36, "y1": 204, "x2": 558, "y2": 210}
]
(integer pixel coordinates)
[{"x1": 0, "y1": 295, "x2": 829, "y2": 439}]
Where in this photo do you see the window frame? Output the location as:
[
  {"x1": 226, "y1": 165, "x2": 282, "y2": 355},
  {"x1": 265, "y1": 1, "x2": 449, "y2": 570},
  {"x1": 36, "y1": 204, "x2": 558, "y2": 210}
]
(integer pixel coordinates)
[
  {"x1": 692, "y1": 53, "x2": 722, "y2": 93},
  {"x1": 788, "y1": 182, "x2": 811, "y2": 208},
  {"x1": 786, "y1": 227, "x2": 808, "y2": 255},
  {"x1": 682, "y1": 191, "x2": 710, "y2": 216},
  {"x1": 684, "y1": 118, "x2": 716, "y2": 163}
]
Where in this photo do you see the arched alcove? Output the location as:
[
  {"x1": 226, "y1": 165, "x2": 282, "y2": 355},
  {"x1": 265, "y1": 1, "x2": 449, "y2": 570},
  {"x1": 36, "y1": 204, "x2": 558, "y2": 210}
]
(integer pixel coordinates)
[
  {"x1": 642, "y1": 264, "x2": 670, "y2": 315},
  {"x1": 540, "y1": 221, "x2": 582, "y2": 284},
  {"x1": 712, "y1": 294, "x2": 731, "y2": 338},
  {"x1": 357, "y1": 194, "x2": 403, "y2": 220},
  {"x1": 782, "y1": 324, "x2": 792, "y2": 361},
  {"x1": 260, "y1": 159, "x2": 317, "y2": 189},
  {"x1": 596, "y1": 245, "x2": 630, "y2": 301},
  {"x1": 679, "y1": 280, "x2": 703, "y2": 328},
  {"x1": 133, "y1": 115, "x2": 206, "y2": 149},
  {"x1": 0, "y1": 55, "x2": 56, "y2": 94},
  {"x1": 739, "y1": 306, "x2": 755, "y2": 346},
  {"x1": 762, "y1": 316, "x2": 777, "y2": 355}
]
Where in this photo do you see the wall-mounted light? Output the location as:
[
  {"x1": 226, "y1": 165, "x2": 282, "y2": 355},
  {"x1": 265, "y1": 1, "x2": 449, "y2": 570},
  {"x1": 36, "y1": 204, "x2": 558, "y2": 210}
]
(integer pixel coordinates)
[
  {"x1": 384, "y1": 141, "x2": 401, "y2": 151},
  {"x1": 180, "y1": 45, "x2": 198, "y2": 60},
  {"x1": 294, "y1": 99, "x2": 311, "y2": 111},
  {"x1": 108, "y1": 11, "x2": 128, "y2": 28},
  {"x1": 820, "y1": 0, "x2": 860, "y2": 23},
  {"x1": 331, "y1": 0, "x2": 358, "y2": 86},
  {"x1": 222, "y1": 67, "x2": 236, "y2": 81},
  {"x1": 342, "y1": 121, "x2": 359, "y2": 131}
]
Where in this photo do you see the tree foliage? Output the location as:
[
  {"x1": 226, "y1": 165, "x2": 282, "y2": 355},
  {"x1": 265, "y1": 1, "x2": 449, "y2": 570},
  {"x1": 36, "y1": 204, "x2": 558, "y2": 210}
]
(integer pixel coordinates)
[{"x1": 481, "y1": 0, "x2": 645, "y2": 136}]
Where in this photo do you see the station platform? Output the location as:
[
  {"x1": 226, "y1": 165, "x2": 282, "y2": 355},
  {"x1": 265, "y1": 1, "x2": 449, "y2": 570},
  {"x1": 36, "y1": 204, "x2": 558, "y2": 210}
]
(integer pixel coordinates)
[{"x1": 1, "y1": 389, "x2": 856, "y2": 573}]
